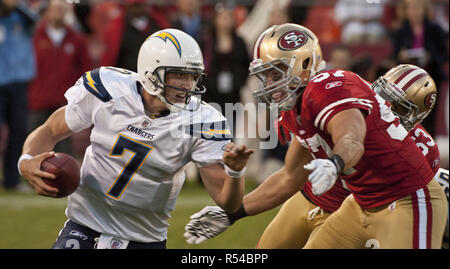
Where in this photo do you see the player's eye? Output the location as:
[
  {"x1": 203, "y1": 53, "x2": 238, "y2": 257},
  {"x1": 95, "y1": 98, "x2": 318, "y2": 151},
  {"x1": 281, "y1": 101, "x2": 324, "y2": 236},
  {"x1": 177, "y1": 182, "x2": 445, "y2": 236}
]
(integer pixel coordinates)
[
  {"x1": 265, "y1": 70, "x2": 282, "y2": 82},
  {"x1": 172, "y1": 73, "x2": 198, "y2": 81}
]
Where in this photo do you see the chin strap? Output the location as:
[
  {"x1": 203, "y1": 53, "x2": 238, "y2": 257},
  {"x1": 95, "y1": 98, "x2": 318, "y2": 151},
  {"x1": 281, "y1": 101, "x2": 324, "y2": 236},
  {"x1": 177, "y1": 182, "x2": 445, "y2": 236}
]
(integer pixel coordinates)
[
  {"x1": 309, "y1": 48, "x2": 327, "y2": 80},
  {"x1": 309, "y1": 60, "x2": 327, "y2": 80}
]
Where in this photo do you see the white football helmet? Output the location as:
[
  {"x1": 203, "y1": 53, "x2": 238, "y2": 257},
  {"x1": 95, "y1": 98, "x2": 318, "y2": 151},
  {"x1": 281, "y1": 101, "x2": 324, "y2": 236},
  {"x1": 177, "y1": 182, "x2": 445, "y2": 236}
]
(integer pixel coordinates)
[
  {"x1": 137, "y1": 28, "x2": 206, "y2": 112},
  {"x1": 250, "y1": 23, "x2": 326, "y2": 111}
]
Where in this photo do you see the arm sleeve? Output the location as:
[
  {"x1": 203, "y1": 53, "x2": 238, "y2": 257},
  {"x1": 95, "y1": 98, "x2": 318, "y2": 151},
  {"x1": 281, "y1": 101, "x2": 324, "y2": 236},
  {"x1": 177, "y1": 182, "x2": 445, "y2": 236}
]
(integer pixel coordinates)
[
  {"x1": 303, "y1": 73, "x2": 374, "y2": 132},
  {"x1": 190, "y1": 119, "x2": 232, "y2": 168},
  {"x1": 64, "y1": 78, "x2": 103, "y2": 133},
  {"x1": 191, "y1": 139, "x2": 229, "y2": 168}
]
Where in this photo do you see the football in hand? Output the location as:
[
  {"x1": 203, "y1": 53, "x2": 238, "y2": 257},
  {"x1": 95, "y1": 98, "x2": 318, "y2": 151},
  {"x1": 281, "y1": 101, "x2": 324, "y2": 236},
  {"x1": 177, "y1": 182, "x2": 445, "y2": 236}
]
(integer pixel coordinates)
[{"x1": 40, "y1": 153, "x2": 80, "y2": 198}]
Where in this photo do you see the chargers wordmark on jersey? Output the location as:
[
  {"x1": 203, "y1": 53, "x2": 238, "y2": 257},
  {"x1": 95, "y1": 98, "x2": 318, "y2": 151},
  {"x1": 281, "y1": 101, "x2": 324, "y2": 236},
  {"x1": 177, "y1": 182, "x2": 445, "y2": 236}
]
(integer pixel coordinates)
[{"x1": 127, "y1": 124, "x2": 155, "y2": 140}]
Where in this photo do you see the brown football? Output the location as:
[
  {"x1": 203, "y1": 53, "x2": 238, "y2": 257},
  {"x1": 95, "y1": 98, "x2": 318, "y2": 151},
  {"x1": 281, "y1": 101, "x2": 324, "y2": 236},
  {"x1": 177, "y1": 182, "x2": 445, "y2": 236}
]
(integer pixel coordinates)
[{"x1": 40, "y1": 153, "x2": 80, "y2": 198}]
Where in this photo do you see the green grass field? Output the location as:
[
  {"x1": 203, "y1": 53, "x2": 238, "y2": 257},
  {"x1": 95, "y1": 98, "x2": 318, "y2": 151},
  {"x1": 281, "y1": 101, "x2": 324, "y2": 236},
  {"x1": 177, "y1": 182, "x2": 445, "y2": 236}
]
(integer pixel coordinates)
[{"x1": 0, "y1": 180, "x2": 280, "y2": 249}]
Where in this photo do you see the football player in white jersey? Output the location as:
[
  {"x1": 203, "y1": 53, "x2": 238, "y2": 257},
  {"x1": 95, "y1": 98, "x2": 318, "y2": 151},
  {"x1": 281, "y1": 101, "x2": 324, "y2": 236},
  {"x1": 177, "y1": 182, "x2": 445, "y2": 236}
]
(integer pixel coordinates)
[{"x1": 17, "y1": 29, "x2": 253, "y2": 249}]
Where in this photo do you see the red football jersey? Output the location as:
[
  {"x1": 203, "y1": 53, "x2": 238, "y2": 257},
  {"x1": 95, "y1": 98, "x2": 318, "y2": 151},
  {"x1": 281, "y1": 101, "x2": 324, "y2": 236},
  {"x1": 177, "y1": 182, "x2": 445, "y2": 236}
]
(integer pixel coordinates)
[
  {"x1": 279, "y1": 108, "x2": 350, "y2": 212},
  {"x1": 280, "y1": 99, "x2": 440, "y2": 212},
  {"x1": 411, "y1": 124, "x2": 440, "y2": 175},
  {"x1": 280, "y1": 69, "x2": 434, "y2": 209}
]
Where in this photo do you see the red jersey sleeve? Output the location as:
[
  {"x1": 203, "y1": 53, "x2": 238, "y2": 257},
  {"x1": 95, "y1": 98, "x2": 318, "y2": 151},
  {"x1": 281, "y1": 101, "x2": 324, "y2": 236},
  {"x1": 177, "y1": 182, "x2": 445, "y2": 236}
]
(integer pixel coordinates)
[{"x1": 301, "y1": 70, "x2": 375, "y2": 132}]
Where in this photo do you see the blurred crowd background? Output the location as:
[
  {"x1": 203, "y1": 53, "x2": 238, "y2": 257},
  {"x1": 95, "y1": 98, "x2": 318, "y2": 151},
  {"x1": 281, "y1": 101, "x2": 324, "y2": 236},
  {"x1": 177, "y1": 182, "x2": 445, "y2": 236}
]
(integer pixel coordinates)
[{"x1": 0, "y1": 0, "x2": 448, "y2": 192}]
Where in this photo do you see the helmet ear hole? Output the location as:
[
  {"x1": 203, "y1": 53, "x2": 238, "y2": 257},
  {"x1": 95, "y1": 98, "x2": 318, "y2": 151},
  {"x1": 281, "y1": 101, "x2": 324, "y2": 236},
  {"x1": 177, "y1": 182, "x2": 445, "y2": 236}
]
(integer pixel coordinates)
[{"x1": 302, "y1": 57, "x2": 310, "y2": 69}]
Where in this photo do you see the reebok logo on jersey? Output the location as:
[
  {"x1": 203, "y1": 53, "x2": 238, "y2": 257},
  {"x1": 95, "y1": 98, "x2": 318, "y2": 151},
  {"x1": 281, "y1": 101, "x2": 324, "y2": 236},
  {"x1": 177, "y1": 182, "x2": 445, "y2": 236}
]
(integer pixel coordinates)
[
  {"x1": 127, "y1": 125, "x2": 155, "y2": 140},
  {"x1": 325, "y1": 81, "x2": 342, "y2": 89}
]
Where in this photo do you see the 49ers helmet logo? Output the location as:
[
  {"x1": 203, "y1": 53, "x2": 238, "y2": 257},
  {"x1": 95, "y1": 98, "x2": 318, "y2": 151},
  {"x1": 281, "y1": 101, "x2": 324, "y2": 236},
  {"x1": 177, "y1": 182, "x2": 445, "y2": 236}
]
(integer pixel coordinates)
[
  {"x1": 424, "y1": 92, "x2": 436, "y2": 108},
  {"x1": 278, "y1": 30, "x2": 308, "y2": 51}
]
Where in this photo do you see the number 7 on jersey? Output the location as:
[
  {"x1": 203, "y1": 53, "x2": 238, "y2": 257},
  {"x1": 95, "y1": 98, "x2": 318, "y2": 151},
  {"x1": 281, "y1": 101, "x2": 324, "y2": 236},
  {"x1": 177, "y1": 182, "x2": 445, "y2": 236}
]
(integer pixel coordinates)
[{"x1": 107, "y1": 134, "x2": 153, "y2": 199}]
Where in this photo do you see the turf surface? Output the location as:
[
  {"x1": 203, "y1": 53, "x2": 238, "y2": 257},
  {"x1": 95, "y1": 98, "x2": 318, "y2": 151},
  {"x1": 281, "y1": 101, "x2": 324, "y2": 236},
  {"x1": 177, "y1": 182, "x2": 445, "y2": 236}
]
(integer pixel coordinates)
[{"x1": 0, "y1": 180, "x2": 279, "y2": 249}]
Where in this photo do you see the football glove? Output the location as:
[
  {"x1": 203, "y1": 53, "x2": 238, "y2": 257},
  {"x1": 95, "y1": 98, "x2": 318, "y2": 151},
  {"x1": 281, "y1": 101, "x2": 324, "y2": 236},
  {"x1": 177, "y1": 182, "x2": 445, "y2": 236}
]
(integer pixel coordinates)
[
  {"x1": 304, "y1": 158, "x2": 339, "y2": 196},
  {"x1": 184, "y1": 206, "x2": 232, "y2": 244}
]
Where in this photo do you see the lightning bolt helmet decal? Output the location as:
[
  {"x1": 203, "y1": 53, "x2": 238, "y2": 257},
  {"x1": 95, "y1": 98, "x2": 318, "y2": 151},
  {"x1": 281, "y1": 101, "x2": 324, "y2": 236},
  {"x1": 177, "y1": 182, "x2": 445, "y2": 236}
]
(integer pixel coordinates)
[{"x1": 148, "y1": 31, "x2": 182, "y2": 58}]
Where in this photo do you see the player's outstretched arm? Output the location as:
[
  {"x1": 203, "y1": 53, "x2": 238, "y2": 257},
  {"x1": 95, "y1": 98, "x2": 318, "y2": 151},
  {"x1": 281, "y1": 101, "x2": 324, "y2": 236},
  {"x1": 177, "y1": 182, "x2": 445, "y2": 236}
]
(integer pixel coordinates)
[
  {"x1": 18, "y1": 106, "x2": 74, "y2": 197},
  {"x1": 184, "y1": 143, "x2": 253, "y2": 244},
  {"x1": 326, "y1": 108, "x2": 366, "y2": 170},
  {"x1": 242, "y1": 138, "x2": 312, "y2": 216},
  {"x1": 304, "y1": 108, "x2": 366, "y2": 196},
  {"x1": 184, "y1": 139, "x2": 312, "y2": 244},
  {"x1": 198, "y1": 142, "x2": 254, "y2": 213}
]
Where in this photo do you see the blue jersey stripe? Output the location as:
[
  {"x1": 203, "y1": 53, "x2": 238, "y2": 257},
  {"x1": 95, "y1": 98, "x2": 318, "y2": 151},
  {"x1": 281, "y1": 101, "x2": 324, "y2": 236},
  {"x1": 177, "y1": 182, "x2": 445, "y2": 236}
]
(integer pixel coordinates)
[{"x1": 82, "y1": 68, "x2": 112, "y2": 102}]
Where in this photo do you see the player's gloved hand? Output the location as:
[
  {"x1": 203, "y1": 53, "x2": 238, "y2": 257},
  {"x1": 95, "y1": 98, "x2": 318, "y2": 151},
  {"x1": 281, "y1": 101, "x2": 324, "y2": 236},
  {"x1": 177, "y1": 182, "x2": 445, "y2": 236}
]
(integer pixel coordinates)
[
  {"x1": 275, "y1": 118, "x2": 291, "y2": 146},
  {"x1": 184, "y1": 205, "x2": 247, "y2": 244},
  {"x1": 184, "y1": 206, "x2": 232, "y2": 244},
  {"x1": 304, "y1": 155, "x2": 344, "y2": 196}
]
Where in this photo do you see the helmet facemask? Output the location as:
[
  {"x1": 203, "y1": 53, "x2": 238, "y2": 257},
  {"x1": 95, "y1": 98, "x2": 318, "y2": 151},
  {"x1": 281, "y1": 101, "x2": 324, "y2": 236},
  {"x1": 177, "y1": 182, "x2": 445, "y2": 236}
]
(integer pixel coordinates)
[
  {"x1": 372, "y1": 76, "x2": 421, "y2": 131},
  {"x1": 250, "y1": 57, "x2": 305, "y2": 111},
  {"x1": 144, "y1": 66, "x2": 206, "y2": 113},
  {"x1": 249, "y1": 24, "x2": 326, "y2": 112}
]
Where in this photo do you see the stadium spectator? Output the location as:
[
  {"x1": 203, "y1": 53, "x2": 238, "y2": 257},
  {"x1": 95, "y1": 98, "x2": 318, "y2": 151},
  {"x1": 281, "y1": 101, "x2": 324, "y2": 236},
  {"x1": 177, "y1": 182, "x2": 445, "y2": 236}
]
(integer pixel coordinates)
[
  {"x1": 268, "y1": 4, "x2": 289, "y2": 28},
  {"x1": 0, "y1": 0, "x2": 37, "y2": 192},
  {"x1": 326, "y1": 44, "x2": 352, "y2": 71},
  {"x1": 372, "y1": 57, "x2": 397, "y2": 82},
  {"x1": 434, "y1": 85, "x2": 449, "y2": 169},
  {"x1": 202, "y1": 3, "x2": 250, "y2": 128},
  {"x1": 350, "y1": 54, "x2": 373, "y2": 81},
  {"x1": 334, "y1": 0, "x2": 386, "y2": 44},
  {"x1": 184, "y1": 3, "x2": 250, "y2": 184},
  {"x1": 236, "y1": 0, "x2": 291, "y2": 53},
  {"x1": 169, "y1": 0, "x2": 209, "y2": 50},
  {"x1": 71, "y1": 0, "x2": 92, "y2": 34},
  {"x1": 391, "y1": 0, "x2": 448, "y2": 137},
  {"x1": 430, "y1": 0, "x2": 449, "y2": 34},
  {"x1": 302, "y1": 3, "x2": 339, "y2": 43},
  {"x1": 100, "y1": 0, "x2": 169, "y2": 71},
  {"x1": 27, "y1": 0, "x2": 93, "y2": 155}
]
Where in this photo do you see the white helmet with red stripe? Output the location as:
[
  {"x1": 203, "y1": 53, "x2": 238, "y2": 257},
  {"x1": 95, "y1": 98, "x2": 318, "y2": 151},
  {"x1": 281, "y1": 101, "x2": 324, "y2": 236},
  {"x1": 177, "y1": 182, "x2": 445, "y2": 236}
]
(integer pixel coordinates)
[{"x1": 372, "y1": 64, "x2": 437, "y2": 131}]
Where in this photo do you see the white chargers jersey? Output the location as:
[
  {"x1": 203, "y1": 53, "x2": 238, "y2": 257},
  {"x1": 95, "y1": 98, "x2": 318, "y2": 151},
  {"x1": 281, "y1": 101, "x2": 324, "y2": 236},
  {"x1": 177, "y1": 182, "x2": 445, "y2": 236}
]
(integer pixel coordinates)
[{"x1": 63, "y1": 66, "x2": 231, "y2": 243}]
